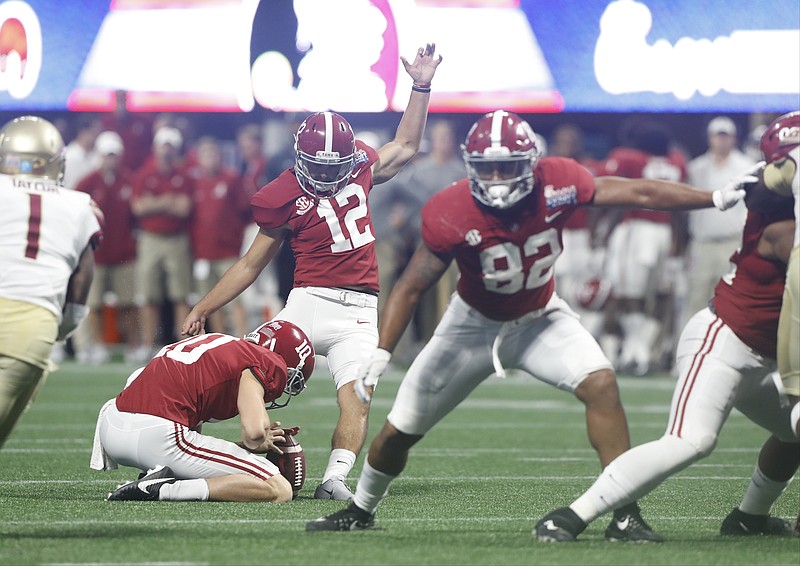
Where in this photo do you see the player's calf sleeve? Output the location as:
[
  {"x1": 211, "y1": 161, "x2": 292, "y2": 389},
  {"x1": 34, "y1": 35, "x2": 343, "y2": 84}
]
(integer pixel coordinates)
[
  {"x1": 159, "y1": 479, "x2": 210, "y2": 501},
  {"x1": 322, "y1": 449, "x2": 357, "y2": 483},
  {"x1": 570, "y1": 435, "x2": 700, "y2": 523},
  {"x1": 353, "y1": 460, "x2": 394, "y2": 515}
]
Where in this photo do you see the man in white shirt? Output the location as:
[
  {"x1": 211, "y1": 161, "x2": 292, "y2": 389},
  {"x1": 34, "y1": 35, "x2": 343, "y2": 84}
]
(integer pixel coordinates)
[{"x1": 683, "y1": 116, "x2": 756, "y2": 327}]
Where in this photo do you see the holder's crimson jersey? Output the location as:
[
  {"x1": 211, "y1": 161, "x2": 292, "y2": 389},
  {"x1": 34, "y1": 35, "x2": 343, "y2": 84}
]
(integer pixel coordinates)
[
  {"x1": 421, "y1": 157, "x2": 595, "y2": 321},
  {"x1": 115, "y1": 334, "x2": 288, "y2": 430},
  {"x1": 712, "y1": 185, "x2": 795, "y2": 358},
  {"x1": 251, "y1": 141, "x2": 380, "y2": 291}
]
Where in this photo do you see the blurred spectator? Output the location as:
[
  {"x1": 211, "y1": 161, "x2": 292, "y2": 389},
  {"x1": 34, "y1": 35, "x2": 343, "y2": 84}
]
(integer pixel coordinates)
[
  {"x1": 101, "y1": 90, "x2": 154, "y2": 172},
  {"x1": 370, "y1": 120, "x2": 464, "y2": 358},
  {"x1": 235, "y1": 123, "x2": 282, "y2": 327},
  {"x1": 63, "y1": 115, "x2": 101, "y2": 190},
  {"x1": 549, "y1": 123, "x2": 606, "y2": 338},
  {"x1": 600, "y1": 120, "x2": 686, "y2": 375},
  {"x1": 189, "y1": 136, "x2": 251, "y2": 337},
  {"x1": 682, "y1": 117, "x2": 755, "y2": 329},
  {"x1": 131, "y1": 127, "x2": 194, "y2": 354},
  {"x1": 75, "y1": 131, "x2": 145, "y2": 364}
]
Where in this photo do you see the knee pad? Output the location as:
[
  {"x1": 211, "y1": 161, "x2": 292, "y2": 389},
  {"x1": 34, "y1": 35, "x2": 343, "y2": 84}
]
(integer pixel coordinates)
[{"x1": 669, "y1": 431, "x2": 717, "y2": 459}]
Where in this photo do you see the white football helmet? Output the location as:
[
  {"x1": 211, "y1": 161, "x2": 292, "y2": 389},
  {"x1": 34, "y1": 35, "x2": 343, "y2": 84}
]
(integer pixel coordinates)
[
  {"x1": 462, "y1": 110, "x2": 542, "y2": 209},
  {"x1": 0, "y1": 116, "x2": 65, "y2": 184}
]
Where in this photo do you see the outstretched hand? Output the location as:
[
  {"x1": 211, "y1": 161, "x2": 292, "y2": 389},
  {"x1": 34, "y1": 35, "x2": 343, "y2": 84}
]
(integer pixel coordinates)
[
  {"x1": 401, "y1": 43, "x2": 443, "y2": 85},
  {"x1": 712, "y1": 161, "x2": 765, "y2": 211}
]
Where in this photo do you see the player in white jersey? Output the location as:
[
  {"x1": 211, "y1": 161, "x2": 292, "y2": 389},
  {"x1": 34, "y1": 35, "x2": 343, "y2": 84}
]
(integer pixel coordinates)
[
  {"x1": 760, "y1": 112, "x2": 800, "y2": 451},
  {"x1": 0, "y1": 116, "x2": 102, "y2": 448}
]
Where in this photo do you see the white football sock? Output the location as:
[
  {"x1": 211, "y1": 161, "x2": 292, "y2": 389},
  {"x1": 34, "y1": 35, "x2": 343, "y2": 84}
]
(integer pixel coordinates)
[
  {"x1": 159, "y1": 479, "x2": 210, "y2": 501},
  {"x1": 322, "y1": 449, "x2": 356, "y2": 483},
  {"x1": 353, "y1": 460, "x2": 394, "y2": 514},
  {"x1": 738, "y1": 466, "x2": 789, "y2": 516},
  {"x1": 571, "y1": 435, "x2": 698, "y2": 523}
]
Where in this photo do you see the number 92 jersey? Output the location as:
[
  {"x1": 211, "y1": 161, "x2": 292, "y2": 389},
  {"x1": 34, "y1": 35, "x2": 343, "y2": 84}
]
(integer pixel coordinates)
[
  {"x1": 422, "y1": 157, "x2": 595, "y2": 321},
  {"x1": 251, "y1": 141, "x2": 380, "y2": 292}
]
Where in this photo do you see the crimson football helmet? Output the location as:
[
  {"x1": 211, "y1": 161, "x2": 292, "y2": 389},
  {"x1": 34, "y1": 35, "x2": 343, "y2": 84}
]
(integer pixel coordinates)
[
  {"x1": 462, "y1": 110, "x2": 542, "y2": 209},
  {"x1": 294, "y1": 111, "x2": 356, "y2": 199},
  {"x1": 0, "y1": 116, "x2": 65, "y2": 183},
  {"x1": 245, "y1": 320, "x2": 315, "y2": 408},
  {"x1": 760, "y1": 110, "x2": 800, "y2": 163}
]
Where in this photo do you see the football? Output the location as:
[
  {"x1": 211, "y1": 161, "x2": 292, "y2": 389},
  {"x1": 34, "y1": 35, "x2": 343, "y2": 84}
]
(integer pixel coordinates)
[
  {"x1": 265, "y1": 426, "x2": 306, "y2": 499},
  {"x1": 763, "y1": 157, "x2": 797, "y2": 197}
]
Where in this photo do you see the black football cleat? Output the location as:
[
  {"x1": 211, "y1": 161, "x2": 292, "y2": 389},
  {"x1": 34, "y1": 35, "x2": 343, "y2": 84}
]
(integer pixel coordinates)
[
  {"x1": 107, "y1": 465, "x2": 177, "y2": 501},
  {"x1": 306, "y1": 503, "x2": 375, "y2": 531},
  {"x1": 605, "y1": 506, "x2": 664, "y2": 542},
  {"x1": 720, "y1": 507, "x2": 794, "y2": 536},
  {"x1": 534, "y1": 507, "x2": 587, "y2": 542}
]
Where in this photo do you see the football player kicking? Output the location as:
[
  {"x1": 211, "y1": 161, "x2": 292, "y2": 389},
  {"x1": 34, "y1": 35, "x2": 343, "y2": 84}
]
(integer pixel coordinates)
[
  {"x1": 97, "y1": 321, "x2": 314, "y2": 503},
  {"x1": 182, "y1": 44, "x2": 442, "y2": 501},
  {"x1": 306, "y1": 110, "x2": 757, "y2": 538},
  {"x1": 533, "y1": 153, "x2": 798, "y2": 541}
]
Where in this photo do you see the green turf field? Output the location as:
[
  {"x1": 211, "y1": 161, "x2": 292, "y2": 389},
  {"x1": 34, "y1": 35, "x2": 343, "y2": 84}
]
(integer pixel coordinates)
[{"x1": 1, "y1": 360, "x2": 798, "y2": 565}]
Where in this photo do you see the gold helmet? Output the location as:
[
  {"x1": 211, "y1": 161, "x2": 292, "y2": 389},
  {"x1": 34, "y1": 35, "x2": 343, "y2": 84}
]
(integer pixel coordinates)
[{"x1": 0, "y1": 116, "x2": 66, "y2": 183}]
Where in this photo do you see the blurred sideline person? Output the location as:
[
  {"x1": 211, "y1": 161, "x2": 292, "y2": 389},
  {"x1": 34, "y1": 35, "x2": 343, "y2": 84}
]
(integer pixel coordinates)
[
  {"x1": 306, "y1": 110, "x2": 754, "y2": 534},
  {"x1": 132, "y1": 127, "x2": 194, "y2": 355},
  {"x1": 188, "y1": 136, "x2": 251, "y2": 337},
  {"x1": 182, "y1": 44, "x2": 443, "y2": 500},
  {"x1": 370, "y1": 119, "x2": 465, "y2": 360},
  {"x1": 76, "y1": 131, "x2": 144, "y2": 365},
  {"x1": 97, "y1": 321, "x2": 314, "y2": 503},
  {"x1": 683, "y1": 116, "x2": 754, "y2": 328},
  {"x1": 534, "y1": 173, "x2": 797, "y2": 542},
  {"x1": 600, "y1": 120, "x2": 687, "y2": 375},
  {"x1": 0, "y1": 116, "x2": 102, "y2": 448}
]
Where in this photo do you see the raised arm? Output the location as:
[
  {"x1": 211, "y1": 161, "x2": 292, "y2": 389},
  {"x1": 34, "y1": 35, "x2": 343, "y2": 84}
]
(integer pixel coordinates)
[
  {"x1": 372, "y1": 43, "x2": 443, "y2": 185},
  {"x1": 181, "y1": 228, "x2": 285, "y2": 336}
]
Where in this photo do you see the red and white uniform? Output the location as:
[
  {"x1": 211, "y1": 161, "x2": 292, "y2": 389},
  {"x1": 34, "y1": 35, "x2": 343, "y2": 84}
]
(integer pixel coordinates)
[
  {"x1": 99, "y1": 334, "x2": 287, "y2": 480},
  {"x1": 190, "y1": 169, "x2": 250, "y2": 260},
  {"x1": 602, "y1": 148, "x2": 685, "y2": 298},
  {"x1": 250, "y1": 142, "x2": 381, "y2": 388},
  {"x1": 76, "y1": 168, "x2": 137, "y2": 266},
  {"x1": 0, "y1": 175, "x2": 102, "y2": 320},
  {"x1": 387, "y1": 158, "x2": 614, "y2": 435},
  {"x1": 132, "y1": 162, "x2": 194, "y2": 235},
  {"x1": 569, "y1": 183, "x2": 797, "y2": 523}
]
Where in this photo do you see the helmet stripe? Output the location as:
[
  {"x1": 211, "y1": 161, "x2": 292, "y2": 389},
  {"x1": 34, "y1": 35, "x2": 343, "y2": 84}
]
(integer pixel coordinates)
[
  {"x1": 490, "y1": 110, "x2": 507, "y2": 149},
  {"x1": 324, "y1": 112, "x2": 333, "y2": 153}
]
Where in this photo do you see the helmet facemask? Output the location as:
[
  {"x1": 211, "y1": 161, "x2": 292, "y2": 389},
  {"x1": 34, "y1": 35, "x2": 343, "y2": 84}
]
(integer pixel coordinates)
[
  {"x1": 294, "y1": 148, "x2": 355, "y2": 199},
  {"x1": 463, "y1": 148, "x2": 537, "y2": 209}
]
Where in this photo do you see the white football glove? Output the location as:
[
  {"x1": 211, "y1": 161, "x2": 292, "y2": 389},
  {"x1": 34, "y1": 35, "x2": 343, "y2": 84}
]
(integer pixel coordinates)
[
  {"x1": 57, "y1": 303, "x2": 90, "y2": 341},
  {"x1": 711, "y1": 161, "x2": 764, "y2": 211},
  {"x1": 354, "y1": 348, "x2": 392, "y2": 404}
]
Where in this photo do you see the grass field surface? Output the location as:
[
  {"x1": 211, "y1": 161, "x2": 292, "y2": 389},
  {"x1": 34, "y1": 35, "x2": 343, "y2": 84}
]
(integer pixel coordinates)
[{"x1": 1, "y1": 360, "x2": 798, "y2": 565}]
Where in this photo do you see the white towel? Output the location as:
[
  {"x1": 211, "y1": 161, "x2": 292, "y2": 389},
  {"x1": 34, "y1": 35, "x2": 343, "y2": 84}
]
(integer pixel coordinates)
[{"x1": 89, "y1": 398, "x2": 118, "y2": 471}]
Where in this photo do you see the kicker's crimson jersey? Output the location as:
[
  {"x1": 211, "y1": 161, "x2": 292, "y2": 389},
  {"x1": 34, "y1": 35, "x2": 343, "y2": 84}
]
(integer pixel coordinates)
[
  {"x1": 115, "y1": 334, "x2": 288, "y2": 429},
  {"x1": 251, "y1": 141, "x2": 380, "y2": 291},
  {"x1": 712, "y1": 185, "x2": 794, "y2": 358},
  {"x1": 602, "y1": 147, "x2": 686, "y2": 223},
  {"x1": 422, "y1": 157, "x2": 595, "y2": 321}
]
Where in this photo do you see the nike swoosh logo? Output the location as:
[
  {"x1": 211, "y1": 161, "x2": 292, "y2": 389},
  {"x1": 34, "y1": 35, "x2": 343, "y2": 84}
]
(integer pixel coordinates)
[
  {"x1": 544, "y1": 520, "x2": 559, "y2": 531},
  {"x1": 544, "y1": 210, "x2": 563, "y2": 223},
  {"x1": 356, "y1": 320, "x2": 370, "y2": 325},
  {"x1": 138, "y1": 477, "x2": 175, "y2": 494},
  {"x1": 616, "y1": 517, "x2": 630, "y2": 530}
]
